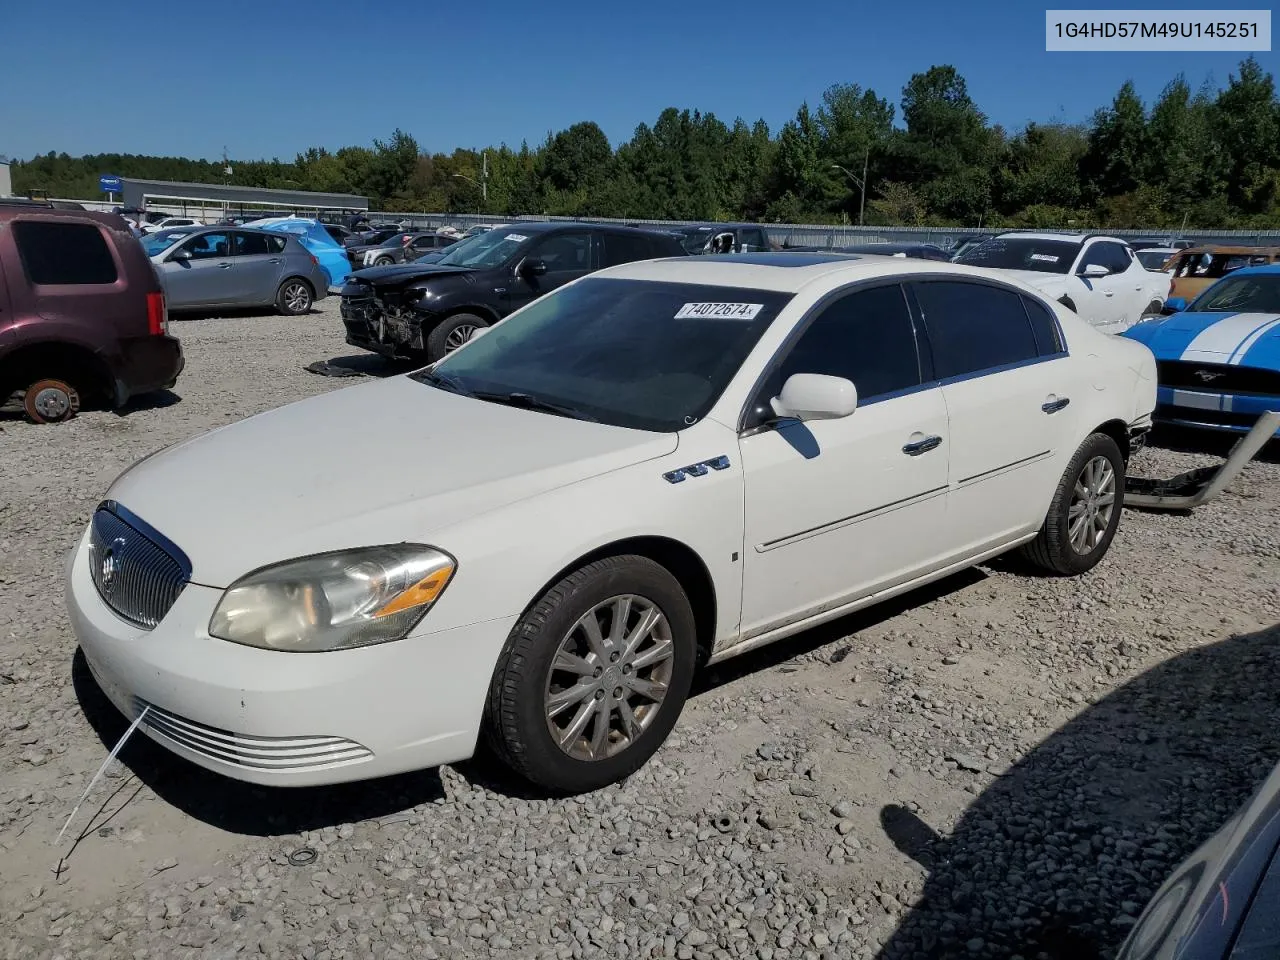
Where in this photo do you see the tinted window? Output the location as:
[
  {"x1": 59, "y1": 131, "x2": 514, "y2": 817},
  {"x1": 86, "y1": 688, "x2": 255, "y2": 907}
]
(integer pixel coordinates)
[
  {"x1": 12, "y1": 221, "x2": 118, "y2": 285},
  {"x1": 1190, "y1": 275, "x2": 1280, "y2": 314},
  {"x1": 742, "y1": 228, "x2": 769, "y2": 251},
  {"x1": 233, "y1": 232, "x2": 271, "y2": 256},
  {"x1": 265, "y1": 235, "x2": 287, "y2": 253},
  {"x1": 602, "y1": 231, "x2": 656, "y2": 267},
  {"x1": 530, "y1": 231, "x2": 591, "y2": 272},
  {"x1": 181, "y1": 232, "x2": 231, "y2": 259},
  {"x1": 1080, "y1": 241, "x2": 1130, "y2": 274},
  {"x1": 762, "y1": 285, "x2": 920, "y2": 405},
  {"x1": 1023, "y1": 296, "x2": 1064, "y2": 355},
  {"x1": 914, "y1": 281, "x2": 1039, "y2": 378},
  {"x1": 423, "y1": 278, "x2": 793, "y2": 432}
]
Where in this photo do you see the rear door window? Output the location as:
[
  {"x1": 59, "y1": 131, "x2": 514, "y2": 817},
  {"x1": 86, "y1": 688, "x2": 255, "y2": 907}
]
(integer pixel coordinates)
[
  {"x1": 601, "y1": 231, "x2": 657, "y2": 267},
  {"x1": 12, "y1": 221, "x2": 119, "y2": 285},
  {"x1": 265, "y1": 235, "x2": 287, "y2": 254},
  {"x1": 232, "y1": 232, "x2": 271, "y2": 256},
  {"x1": 912, "y1": 280, "x2": 1041, "y2": 379}
]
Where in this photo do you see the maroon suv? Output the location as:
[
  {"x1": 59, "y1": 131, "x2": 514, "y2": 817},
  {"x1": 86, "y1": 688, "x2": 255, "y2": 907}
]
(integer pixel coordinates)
[{"x1": 0, "y1": 202, "x2": 184, "y2": 423}]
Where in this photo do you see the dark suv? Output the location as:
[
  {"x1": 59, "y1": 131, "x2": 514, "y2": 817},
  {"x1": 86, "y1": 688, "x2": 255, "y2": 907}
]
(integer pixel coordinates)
[
  {"x1": 0, "y1": 204, "x2": 184, "y2": 422},
  {"x1": 340, "y1": 222, "x2": 687, "y2": 361}
]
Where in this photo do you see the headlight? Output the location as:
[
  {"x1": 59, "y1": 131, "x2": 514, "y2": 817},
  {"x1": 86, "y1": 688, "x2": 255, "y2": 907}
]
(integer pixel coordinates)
[{"x1": 209, "y1": 545, "x2": 455, "y2": 652}]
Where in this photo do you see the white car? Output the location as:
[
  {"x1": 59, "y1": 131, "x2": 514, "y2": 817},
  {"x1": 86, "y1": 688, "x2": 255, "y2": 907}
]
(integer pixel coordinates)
[
  {"x1": 141, "y1": 217, "x2": 202, "y2": 234},
  {"x1": 1133, "y1": 246, "x2": 1179, "y2": 272},
  {"x1": 955, "y1": 232, "x2": 1169, "y2": 334},
  {"x1": 66, "y1": 253, "x2": 1157, "y2": 794}
]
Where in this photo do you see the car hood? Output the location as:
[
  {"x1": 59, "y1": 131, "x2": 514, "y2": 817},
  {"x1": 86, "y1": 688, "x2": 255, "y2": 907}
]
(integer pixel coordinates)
[
  {"x1": 106, "y1": 376, "x2": 677, "y2": 587},
  {"x1": 345, "y1": 263, "x2": 476, "y2": 289},
  {"x1": 1123, "y1": 311, "x2": 1280, "y2": 363}
]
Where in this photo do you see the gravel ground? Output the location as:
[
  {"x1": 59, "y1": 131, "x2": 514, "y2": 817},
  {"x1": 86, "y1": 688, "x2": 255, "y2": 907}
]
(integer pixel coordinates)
[{"x1": 1, "y1": 300, "x2": 1278, "y2": 960}]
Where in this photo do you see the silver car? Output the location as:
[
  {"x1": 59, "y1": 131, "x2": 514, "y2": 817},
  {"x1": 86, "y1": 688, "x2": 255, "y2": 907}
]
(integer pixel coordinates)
[{"x1": 142, "y1": 226, "x2": 330, "y2": 315}]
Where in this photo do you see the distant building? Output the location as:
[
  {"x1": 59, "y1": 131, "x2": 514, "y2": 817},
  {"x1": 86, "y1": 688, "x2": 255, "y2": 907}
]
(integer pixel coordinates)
[{"x1": 0, "y1": 161, "x2": 12, "y2": 198}]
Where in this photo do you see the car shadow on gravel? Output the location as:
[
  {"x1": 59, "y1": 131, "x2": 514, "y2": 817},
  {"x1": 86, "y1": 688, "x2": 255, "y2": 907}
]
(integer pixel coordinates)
[
  {"x1": 875, "y1": 622, "x2": 1280, "y2": 960},
  {"x1": 309, "y1": 353, "x2": 419, "y2": 378},
  {"x1": 71, "y1": 650, "x2": 444, "y2": 836}
]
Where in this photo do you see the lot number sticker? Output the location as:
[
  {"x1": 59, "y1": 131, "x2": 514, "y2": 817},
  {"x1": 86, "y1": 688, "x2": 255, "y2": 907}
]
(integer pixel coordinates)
[
  {"x1": 1029, "y1": 253, "x2": 1060, "y2": 263},
  {"x1": 675, "y1": 302, "x2": 764, "y2": 320},
  {"x1": 505, "y1": 233, "x2": 528, "y2": 242}
]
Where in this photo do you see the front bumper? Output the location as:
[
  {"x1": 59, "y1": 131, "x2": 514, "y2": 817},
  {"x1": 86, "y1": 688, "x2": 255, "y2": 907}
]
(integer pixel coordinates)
[
  {"x1": 1155, "y1": 386, "x2": 1280, "y2": 436},
  {"x1": 340, "y1": 297, "x2": 429, "y2": 359},
  {"x1": 65, "y1": 527, "x2": 517, "y2": 787}
]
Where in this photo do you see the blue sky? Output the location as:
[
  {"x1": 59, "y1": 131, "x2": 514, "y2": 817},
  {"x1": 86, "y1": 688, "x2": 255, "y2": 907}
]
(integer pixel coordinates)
[{"x1": 0, "y1": 0, "x2": 1268, "y2": 162}]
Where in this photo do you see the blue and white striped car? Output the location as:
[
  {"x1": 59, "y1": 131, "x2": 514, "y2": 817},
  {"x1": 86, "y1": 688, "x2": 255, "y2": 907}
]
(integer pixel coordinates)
[{"x1": 1123, "y1": 264, "x2": 1280, "y2": 436}]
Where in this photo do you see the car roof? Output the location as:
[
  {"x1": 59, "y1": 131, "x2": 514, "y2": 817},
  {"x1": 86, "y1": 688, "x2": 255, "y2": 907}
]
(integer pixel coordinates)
[
  {"x1": 1224, "y1": 263, "x2": 1280, "y2": 277},
  {"x1": 598, "y1": 251, "x2": 1012, "y2": 293}
]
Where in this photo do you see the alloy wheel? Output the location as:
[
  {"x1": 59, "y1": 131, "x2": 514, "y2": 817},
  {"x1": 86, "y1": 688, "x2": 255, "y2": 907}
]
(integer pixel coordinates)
[
  {"x1": 543, "y1": 595, "x2": 675, "y2": 761},
  {"x1": 1068, "y1": 455, "x2": 1116, "y2": 554},
  {"x1": 444, "y1": 324, "x2": 478, "y2": 351}
]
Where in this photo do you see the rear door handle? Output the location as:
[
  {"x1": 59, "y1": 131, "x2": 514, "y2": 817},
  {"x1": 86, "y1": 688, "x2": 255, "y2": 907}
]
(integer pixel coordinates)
[
  {"x1": 269, "y1": 257, "x2": 284, "y2": 264},
  {"x1": 902, "y1": 434, "x2": 943, "y2": 456},
  {"x1": 1103, "y1": 290, "x2": 1114, "y2": 297},
  {"x1": 1042, "y1": 396, "x2": 1070, "y2": 414},
  {"x1": 218, "y1": 262, "x2": 232, "y2": 269}
]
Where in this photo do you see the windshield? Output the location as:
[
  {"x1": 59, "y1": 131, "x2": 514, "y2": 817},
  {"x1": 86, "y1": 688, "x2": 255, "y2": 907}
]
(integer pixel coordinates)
[
  {"x1": 955, "y1": 237, "x2": 1079, "y2": 273},
  {"x1": 1136, "y1": 250, "x2": 1174, "y2": 271},
  {"x1": 436, "y1": 228, "x2": 531, "y2": 268},
  {"x1": 142, "y1": 230, "x2": 192, "y2": 256},
  {"x1": 418, "y1": 277, "x2": 794, "y2": 431},
  {"x1": 1189, "y1": 275, "x2": 1280, "y2": 314}
]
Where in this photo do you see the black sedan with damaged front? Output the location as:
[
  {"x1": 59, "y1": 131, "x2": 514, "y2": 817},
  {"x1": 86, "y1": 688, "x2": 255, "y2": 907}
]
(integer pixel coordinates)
[{"x1": 338, "y1": 221, "x2": 687, "y2": 363}]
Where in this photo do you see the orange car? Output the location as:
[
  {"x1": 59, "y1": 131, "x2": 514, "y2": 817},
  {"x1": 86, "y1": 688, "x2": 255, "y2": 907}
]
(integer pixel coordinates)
[{"x1": 1166, "y1": 245, "x2": 1280, "y2": 302}]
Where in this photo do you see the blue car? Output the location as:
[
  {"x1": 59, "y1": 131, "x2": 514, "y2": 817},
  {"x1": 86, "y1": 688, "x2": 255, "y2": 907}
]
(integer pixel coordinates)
[{"x1": 1123, "y1": 264, "x2": 1280, "y2": 436}]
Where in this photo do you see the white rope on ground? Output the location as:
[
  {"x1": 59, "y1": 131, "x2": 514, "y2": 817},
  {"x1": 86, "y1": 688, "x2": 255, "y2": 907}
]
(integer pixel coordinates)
[{"x1": 54, "y1": 706, "x2": 150, "y2": 847}]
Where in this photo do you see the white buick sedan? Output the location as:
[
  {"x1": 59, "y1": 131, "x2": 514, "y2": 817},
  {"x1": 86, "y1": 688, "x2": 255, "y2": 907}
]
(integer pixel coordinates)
[{"x1": 67, "y1": 253, "x2": 1157, "y2": 794}]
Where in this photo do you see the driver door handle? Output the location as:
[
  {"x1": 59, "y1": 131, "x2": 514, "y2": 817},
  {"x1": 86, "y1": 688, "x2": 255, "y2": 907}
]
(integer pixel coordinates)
[
  {"x1": 269, "y1": 257, "x2": 284, "y2": 264},
  {"x1": 1042, "y1": 396, "x2": 1071, "y2": 414},
  {"x1": 902, "y1": 434, "x2": 943, "y2": 456},
  {"x1": 217, "y1": 262, "x2": 232, "y2": 269}
]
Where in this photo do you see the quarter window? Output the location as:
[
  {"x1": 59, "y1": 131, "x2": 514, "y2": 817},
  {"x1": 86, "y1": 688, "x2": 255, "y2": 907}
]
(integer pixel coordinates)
[
  {"x1": 1022, "y1": 296, "x2": 1064, "y2": 355},
  {"x1": 913, "y1": 281, "x2": 1039, "y2": 379},
  {"x1": 265, "y1": 235, "x2": 287, "y2": 253},
  {"x1": 12, "y1": 221, "x2": 118, "y2": 285},
  {"x1": 761, "y1": 284, "x2": 921, "y2": 406}
]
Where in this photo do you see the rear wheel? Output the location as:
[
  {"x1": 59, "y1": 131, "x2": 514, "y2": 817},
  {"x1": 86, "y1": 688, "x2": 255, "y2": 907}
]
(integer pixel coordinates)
[
  {"x1": 1021, "y1": 433, "x2": 1125, "y2": 575},
  {"x1": 374, "y1": 256, "x2": 394, "y2": 267},
  {"x1": 22, "y1": 378, "x2": 81, "y2": 424},
  {"x1": 427, "y1": 313, "x2": 487, "y2": 361},
  {"x1": 276, "y1": 279, "x2": 313, "y2": 315}
]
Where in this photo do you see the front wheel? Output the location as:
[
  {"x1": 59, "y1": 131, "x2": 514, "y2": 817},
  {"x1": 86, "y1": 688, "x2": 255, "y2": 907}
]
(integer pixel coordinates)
[
  {"x1": 276, "y1": 279, "x2": 313, "y2": 316},
  {"x1": 484, "y1": 555, "x2": 697, "y2": 793},
  {"x1": 1021, "y1": 433, "x2": 1125, "y2": 575},
  {"x1": 427, "y1": 313, "x2": 487, "y2": 361},
  {"x1": 374, "y1": 256, "x2": 394, "y2": 267}
]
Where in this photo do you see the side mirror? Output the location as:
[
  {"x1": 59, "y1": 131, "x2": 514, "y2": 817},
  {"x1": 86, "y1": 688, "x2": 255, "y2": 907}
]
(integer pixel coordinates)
[
  {"x1": 520, "y1": 257, "x2": 547, "y2": 277},
  {"x1": 1163, "y1": 297, "x2": 1187, "y2": 314},
  {"x1": 169, "y1": 248, "x2": 192, "y2": 261},
  {"x1": 1081, "y1": 264, "x2": 1109, "y2": 278},
  {"x1": 769, "y1": 373, "x2": 857, "y2": 422}
]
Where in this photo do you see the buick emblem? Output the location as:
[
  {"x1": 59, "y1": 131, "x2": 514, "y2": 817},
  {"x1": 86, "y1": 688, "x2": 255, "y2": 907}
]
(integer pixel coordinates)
[
  {"x1": 1194, "y1": 369, "x2": 1224, "y2": 382},
  {"x1": 101, "y1": 537, "x2": 126, "y2": 593}
]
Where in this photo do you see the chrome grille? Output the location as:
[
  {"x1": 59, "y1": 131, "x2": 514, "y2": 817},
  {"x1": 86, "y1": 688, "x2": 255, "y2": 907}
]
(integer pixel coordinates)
[
  {"x1": 137, "y1": 699, "x2": 373, "y2": 771},
  {"x1": 88, "y1": 502, "x2": 190, "y2": 629}
]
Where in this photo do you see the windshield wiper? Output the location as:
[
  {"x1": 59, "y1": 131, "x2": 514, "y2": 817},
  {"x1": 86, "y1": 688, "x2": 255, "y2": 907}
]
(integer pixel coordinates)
[
  {"x1": 417, "y1": 370, "x2": 473, "y2": 396},
  {"x1": 471, "y1": 391, "x2": 598, "y2": 422}
]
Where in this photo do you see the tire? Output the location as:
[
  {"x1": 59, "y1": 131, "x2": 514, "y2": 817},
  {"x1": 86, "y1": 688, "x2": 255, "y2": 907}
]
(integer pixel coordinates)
[
  {"x1": 484, "y1": 555, "x2": 698, "y2": 793},
  {"x1": 1021, "y1": 433, "x2": 1125, "y2": 576},
  {"x1": 427, "y1": 313, "x2": 488, "y2": 361},
  {"x1": 275, "y1": 278, "x2": 314, "y2": 316},
  {"x1": 22, "y1": 378, "x2": 81, "y2": 424},
  {"x1": 374, "y1": 256, "x2": 394, "y2": 267}
]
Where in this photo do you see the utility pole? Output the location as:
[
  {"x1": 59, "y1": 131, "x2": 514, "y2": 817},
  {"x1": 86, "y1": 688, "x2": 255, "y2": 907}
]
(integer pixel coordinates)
[
  {"x1": 831, "y1": 147, "x2": 870, "y2": 227},
  {"x1": 222, "y1": 146, "x2": 232, "y2": 185},
  {"x1": 482, "y1": 150, "x2": 488, "y2": 207}
]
